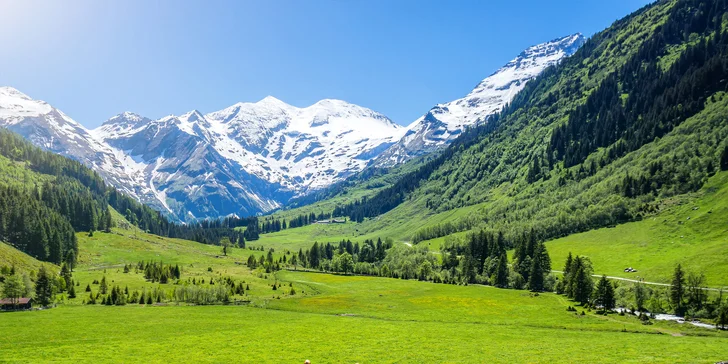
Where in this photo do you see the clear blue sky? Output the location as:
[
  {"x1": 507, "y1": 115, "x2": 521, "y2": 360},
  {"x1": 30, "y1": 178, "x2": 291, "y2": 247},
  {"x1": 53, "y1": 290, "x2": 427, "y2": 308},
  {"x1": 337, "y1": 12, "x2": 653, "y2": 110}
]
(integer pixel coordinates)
[{"x1": 0, "y1": 0, "x2": 652, "y2": 127}]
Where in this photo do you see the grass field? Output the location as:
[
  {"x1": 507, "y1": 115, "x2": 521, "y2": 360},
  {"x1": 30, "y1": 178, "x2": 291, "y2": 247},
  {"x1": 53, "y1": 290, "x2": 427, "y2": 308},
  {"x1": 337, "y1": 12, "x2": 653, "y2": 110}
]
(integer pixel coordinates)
[
  {"x1": 546, "y1": 171, "x2": 728, "y2": 287},
  {"x1": 2, "y1": 226, "x2": 728, "y2": 363},
  {"x1": 1, "y1": 270, "x2": 727, "y2": 363}
]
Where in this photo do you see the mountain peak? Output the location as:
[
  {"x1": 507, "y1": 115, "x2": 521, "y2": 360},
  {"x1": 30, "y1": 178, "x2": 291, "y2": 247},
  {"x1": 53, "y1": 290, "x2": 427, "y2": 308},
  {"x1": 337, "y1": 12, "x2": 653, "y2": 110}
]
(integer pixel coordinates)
[
  {"x1": 256, "y1": 95, "x2": 290, "y2": 108},
  {"x1": 182, "y1": 109, "x2": 204, "y2": 121},
  {"x1": 102, "y1": 111, "x2": 148, "y2": 126},
  {"x1": 374, "y1": 33, "x2": 586, "y2": 167},
  {"x1": 311, "y1": 98, "x2": 349, "y2": 108},
  {"x1": 0, "y1": 86, "x2": 32, "y2": 100}
]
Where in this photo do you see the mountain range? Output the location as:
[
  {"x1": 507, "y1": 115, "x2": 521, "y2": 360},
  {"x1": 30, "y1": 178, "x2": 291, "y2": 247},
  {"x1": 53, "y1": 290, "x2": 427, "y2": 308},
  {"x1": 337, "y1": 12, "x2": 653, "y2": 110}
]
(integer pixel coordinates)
[{"x1": 0, "y1": 33, "x2": 585, "y2": 221}]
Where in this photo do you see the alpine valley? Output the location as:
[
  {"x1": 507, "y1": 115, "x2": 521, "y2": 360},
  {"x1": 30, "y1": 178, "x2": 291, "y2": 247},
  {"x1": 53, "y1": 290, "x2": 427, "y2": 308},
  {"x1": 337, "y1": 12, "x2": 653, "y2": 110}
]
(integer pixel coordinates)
[
  {"x1": 2, "y1": 1, "x2": 728, "y2": 362},
  {"x1": 0, "y1": 34, "x2": 584, "y2": 222}
]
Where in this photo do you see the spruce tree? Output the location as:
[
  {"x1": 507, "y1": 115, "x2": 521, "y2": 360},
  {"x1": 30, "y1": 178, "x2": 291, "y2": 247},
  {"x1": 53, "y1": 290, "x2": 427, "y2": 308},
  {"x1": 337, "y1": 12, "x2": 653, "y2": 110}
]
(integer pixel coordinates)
[
  {"x1": 68, "y1": 281, "x2": 76, "y2": 299},
  {"x1": 528, "y1": 245, "x2": 545, "y2": 292},
  {"x1": 670, "y1": 264, "x2": 686, "y2": 315},
  {"x1": 35, "y1": 266, "x2": 55, "y2": 306},
  {"x1": 594, "y1": 275, "x2": 615, "y2": 311},
  {"x1": 721, "y1": 145, "x2": 728, "y2": 171},
  {"x1": 99, "y1": 276, "x2": 108, "y2": 294},
  {"x1": 573, "y1": 266, "x2": 593, "y2": 306},
  {"x1": 494, "y1": 254, "x2": 509, "y2": 288}
]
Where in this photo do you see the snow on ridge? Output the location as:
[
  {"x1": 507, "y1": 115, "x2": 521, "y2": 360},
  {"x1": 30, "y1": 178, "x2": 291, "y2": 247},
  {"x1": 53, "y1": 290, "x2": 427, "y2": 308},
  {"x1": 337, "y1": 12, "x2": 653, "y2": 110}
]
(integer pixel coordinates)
[{"x1": 374, "y1": 33, "x2": 586, "y2": 166}]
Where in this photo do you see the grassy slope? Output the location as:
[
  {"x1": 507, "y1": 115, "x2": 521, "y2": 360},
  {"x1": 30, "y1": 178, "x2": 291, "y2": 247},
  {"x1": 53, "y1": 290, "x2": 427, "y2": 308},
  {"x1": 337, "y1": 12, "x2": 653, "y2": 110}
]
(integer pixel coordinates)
[
  {"x1": 0, "y1": 242, "x2": 57, "y2": 274},
  {"x1": 70, "y1": 227, "x2": 303, "y2": 304},
  {"x1": 547, "y1": 170, "x2": 728, "y2": 287}
]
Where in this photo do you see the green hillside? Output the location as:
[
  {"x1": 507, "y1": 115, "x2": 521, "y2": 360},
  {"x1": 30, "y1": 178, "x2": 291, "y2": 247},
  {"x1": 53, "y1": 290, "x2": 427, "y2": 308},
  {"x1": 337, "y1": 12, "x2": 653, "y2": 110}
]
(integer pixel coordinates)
[
  {"x1": 265, "y1": 0, "x2": 728, "y2": 278},
  {"x1": 0, "y1": 241, "x2": 57, "y2": 274},
  {"x1": 547, "y1": 170, "x2": 728, "y2": 287}
]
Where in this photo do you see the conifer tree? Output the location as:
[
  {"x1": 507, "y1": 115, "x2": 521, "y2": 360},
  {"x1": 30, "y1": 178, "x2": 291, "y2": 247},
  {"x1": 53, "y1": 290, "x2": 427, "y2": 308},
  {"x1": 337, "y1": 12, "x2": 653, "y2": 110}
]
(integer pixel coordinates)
[
  {"x1": 35, "y1": 266, "x2": 55, "y2": 306},
  {"x1": 670, "y1": 264, "x2": 686, "y2": 315},
  {"x1": 528, "y1": 245, "x2": 545, "y2": 292},
  {"x1": 594, "y1": 275, "x2": 615, "y2": 311},
  {"x1": 68, "y1": 280, "x2": 76, "y2": 299},
  {"x1": 99, "y1": 276, "x2": 108, "y2": 294},
  {"x1": 494, "y1": 254, "x2": 509, "y2": 288}
]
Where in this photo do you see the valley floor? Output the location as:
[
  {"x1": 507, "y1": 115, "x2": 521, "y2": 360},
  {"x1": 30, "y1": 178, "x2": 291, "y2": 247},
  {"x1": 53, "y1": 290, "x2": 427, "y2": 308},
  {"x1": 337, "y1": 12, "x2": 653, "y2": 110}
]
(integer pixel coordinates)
[{"x1": 1, "y1": 270, "x2": 727, "y2": 363}]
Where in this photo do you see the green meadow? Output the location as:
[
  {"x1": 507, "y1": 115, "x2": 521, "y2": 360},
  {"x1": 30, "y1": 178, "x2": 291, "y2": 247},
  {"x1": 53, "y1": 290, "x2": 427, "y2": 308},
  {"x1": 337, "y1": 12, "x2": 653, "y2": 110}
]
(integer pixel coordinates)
[
  {"x1": 546, "y1": 171, "x2": 728, "y2": 287},
  {"x1": 2, "y1": 226, "x2": 728, "y2": 363},
  {"x1": 2, "y1": 271, "x2": 727, "y2": 363}
]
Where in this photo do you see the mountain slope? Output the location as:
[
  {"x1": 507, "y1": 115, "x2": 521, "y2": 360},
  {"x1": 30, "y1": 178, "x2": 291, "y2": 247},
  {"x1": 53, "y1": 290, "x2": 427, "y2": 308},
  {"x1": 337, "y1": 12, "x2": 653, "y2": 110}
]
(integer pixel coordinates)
[
  {"x1": 0, "y1": 127, "x2": 253, "y2": 264},
  {"x1": 91, "y1": 98, "x2": 404, "y2": 220},
  {"x1": 375, "y1": 33, "x2": 586, "y2": 166},
  {"x1": 261, "y1": 0, "x2": 728, "y2": 286},
  {"x1": 0, "y1": 87, "x2": 404, "y2": 221},
  {"x1": 327, "y1": 0, "x2": 728, "y2": 246},
  {"x1": 0, "y1": 87, "x2": 147, "y2": 202}
]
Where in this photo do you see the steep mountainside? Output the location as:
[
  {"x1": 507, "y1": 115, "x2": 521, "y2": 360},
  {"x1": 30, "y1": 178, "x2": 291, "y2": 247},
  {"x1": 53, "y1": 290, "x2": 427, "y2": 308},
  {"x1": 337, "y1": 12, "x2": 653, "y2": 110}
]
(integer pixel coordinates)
[
  {"x1": 0, "y1": 128, "x2": 252, "y2": 264},
  {"x1": 0, "y1": 87, "x2": 147, "y2": 203},
  {"x1": 92, "y1": 98, "x2": 404, "y2": 220},
  {"x1": 327, "y1": 0, "x2": 728, "y2": 251},
  {"x1": 375, "y1": 33, "x2": 586, "y2": 166}
]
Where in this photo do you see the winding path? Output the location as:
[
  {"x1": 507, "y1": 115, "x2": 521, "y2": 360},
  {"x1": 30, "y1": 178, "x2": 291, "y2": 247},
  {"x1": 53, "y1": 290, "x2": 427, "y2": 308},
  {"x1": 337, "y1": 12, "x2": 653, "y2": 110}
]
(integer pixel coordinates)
[{"x1": 550, "y1": 270, "x2": 723, "y2": 292}]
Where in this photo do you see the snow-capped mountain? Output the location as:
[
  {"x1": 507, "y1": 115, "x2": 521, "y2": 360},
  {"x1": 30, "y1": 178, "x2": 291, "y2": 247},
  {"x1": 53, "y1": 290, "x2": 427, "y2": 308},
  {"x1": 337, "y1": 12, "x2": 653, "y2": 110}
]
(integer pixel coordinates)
[
  {"x1": 0, "y1": 33, "x2": 585, "y2": 221},
  {"x1": 375, "y1": 33, "x2": 586, "y2": 166},
  {"x1": 90, "y1": 97, "x2": 404, "y2": 220},
  {"x1": 0, "y1": 86, "x2": 404, "y2": 221},
  {"x1": 0, "y1": 87, "x2": 152, "y2": 204}
]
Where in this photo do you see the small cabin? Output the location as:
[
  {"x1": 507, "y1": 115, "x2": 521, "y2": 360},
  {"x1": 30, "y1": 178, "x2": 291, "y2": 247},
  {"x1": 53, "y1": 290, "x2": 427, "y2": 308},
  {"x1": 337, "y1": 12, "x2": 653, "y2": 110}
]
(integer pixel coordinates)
[{"x1": 0, "y1": 297, "x2": 33, "y2": 311}]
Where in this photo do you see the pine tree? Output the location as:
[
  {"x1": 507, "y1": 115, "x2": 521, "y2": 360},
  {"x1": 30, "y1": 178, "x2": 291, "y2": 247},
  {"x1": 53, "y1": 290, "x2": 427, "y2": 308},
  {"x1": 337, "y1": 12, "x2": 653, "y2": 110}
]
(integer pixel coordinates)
[
  {"x1": 670, "y1": 264, "x2": 686, "y2": 315},
  {"x1": 35, "y1": 266, "x2": 55, "y2": 306},
  {"x1": 594, "y1": 275, "x2": 615, "y2": 311},
  {"x1": 99, "y1": 276, "x2": 108, "y2": 294},
  {"x1": 494, "y1": 254, "x2": 509, "y2": 288},
  {"x1": 528, "y1": 245, "x2": 545, "y2": 292},
  {"x1": 68, "y1": 280, "x2": 76, "y2": 298},
  {"x1": 573, "y1": 265, "x2": 593, "y2": 305}
]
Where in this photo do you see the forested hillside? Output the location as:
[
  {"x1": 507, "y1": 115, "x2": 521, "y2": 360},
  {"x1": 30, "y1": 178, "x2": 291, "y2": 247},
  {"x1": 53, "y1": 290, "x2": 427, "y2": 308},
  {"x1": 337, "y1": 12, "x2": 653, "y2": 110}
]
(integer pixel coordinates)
[
  {"x1": 0, "y1": 129, "x2": 252, "y2": 265},
  {"x1": 327, "y1": 0, "x2": 728, "y2": 248}
]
